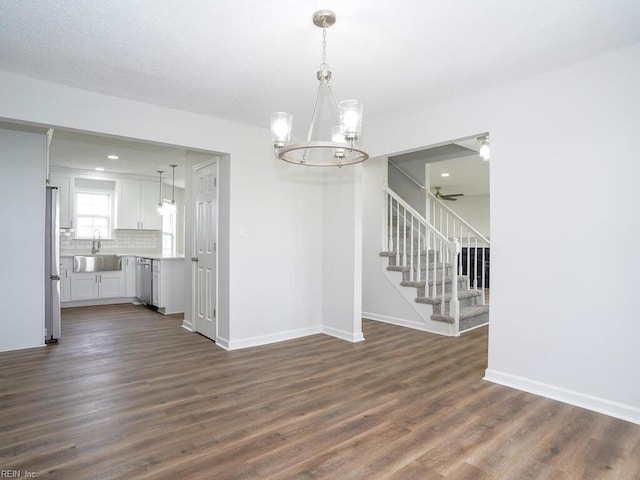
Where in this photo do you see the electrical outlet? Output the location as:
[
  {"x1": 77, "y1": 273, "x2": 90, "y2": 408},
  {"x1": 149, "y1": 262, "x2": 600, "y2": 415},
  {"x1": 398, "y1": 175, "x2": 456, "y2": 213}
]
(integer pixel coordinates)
[{"x1": 295, "y1": 300, "x2": 302, "y2": 311}]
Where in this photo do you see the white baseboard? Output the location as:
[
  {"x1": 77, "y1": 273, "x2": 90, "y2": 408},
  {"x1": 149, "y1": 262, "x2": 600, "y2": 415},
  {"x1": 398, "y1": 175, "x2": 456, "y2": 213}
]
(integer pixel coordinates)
[
  {"x1": 215, "y1": 336, "x2": 230, "y2": 351},
  {"x1": 363, "y1": 311, "x2": 453, "y2": 336},
  {"x1": 181, "y1": 321, "x2": 193, "y2": 332},
  {"x1": 61, "y1": 297, "x2": 138, "y2": 308},
  {"x1": 225, "y1": 326, "x2": 323, "y2": 351},
  {"x1": 484, "y1": 369, "x2": 640, "y2": 426},
  {"x1": 322, "y1": 325, "x2": 365, "y2": 343}
]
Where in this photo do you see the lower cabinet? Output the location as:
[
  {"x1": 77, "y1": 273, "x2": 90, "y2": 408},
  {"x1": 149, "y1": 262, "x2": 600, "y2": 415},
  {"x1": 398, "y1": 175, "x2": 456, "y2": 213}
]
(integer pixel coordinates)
[
  {"x1": 123, "y1": 256, "x2": 136, "y2": 297},
  {"x1": 152, "y1": 267, "x2": 159, "y2": 307},
  {"x1": 70, "y1": 271, "x2": 124, "y2": 301},
  {"x1": 150, "y1": 258, "x2": 184, "y2": 314}
]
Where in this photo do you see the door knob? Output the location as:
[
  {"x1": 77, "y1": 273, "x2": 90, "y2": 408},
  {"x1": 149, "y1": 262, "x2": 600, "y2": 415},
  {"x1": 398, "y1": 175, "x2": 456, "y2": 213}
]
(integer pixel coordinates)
[{"x1": 191, "y1": 257, "x2": 199, "y2": 262}]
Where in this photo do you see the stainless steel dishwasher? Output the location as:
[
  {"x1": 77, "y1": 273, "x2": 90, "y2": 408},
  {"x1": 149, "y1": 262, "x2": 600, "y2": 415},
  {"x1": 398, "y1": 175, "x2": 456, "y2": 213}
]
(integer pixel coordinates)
[{"x1": 138, "y1": 258, "x2": 152, "y2": 306}]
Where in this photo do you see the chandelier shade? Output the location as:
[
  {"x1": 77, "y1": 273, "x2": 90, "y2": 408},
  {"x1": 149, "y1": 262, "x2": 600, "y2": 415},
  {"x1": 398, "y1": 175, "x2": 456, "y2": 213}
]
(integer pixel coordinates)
[
  {"x1": 270, "y1": 10, "x2": 368, "y2": 167},
  {"x1": 478, "y1": 136, "x2": 490, "y2": 161}
]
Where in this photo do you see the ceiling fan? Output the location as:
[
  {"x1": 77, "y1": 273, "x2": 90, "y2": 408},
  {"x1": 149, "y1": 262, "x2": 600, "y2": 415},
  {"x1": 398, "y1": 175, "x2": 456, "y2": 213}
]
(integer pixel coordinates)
[{"x1": 433, "y1": 186, "x2": 464, "y2": 201}]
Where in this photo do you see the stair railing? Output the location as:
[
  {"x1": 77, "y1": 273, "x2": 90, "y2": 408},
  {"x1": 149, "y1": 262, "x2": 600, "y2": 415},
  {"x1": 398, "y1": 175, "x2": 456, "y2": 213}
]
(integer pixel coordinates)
[
  {"x1": 427, "y1": 190, "x2": 490, "y2": 304},
  {"x1": 384, "y1": 184, "x2": 460, "y2": 332}
]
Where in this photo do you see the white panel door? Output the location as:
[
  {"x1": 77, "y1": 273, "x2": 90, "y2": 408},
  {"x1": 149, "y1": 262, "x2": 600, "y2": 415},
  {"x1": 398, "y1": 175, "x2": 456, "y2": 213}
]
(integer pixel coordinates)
[{"x1": 192, "y1": 162, "x2": 217, "y2": 341}]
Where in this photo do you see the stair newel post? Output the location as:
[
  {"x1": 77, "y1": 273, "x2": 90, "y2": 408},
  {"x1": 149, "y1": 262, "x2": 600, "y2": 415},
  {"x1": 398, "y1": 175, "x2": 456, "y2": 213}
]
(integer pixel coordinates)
[
  {"x1": 409, "y1": 216, "x2": 414, "y2": 281},
  {"x1": 450, "y1": 238, "x2": 461, "y2": 335},
  {"x1": 416, "y1": 224, "x2": 421, "y2": 282},
  {"x1": 402, "y1": 207, "x2": 407, "y2": 268},
  {"x1": 440, "y1": 239, "x2": 446, "y2": 316},
  {"x1": 386, "y1": 190, "x2": 391, "y2": 253}
]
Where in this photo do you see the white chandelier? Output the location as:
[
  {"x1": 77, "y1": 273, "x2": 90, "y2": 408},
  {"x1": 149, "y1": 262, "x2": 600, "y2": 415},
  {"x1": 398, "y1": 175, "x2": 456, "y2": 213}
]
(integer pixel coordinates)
[{"x1": 270, "y1": 10, "x2": 368, "y2": 167}]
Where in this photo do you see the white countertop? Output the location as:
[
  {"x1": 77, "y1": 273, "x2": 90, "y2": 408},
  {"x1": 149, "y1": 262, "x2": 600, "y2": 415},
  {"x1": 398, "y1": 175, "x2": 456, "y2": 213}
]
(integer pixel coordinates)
[{"x1": 60, "y1": 252, "x2": 185, "y2": 260}]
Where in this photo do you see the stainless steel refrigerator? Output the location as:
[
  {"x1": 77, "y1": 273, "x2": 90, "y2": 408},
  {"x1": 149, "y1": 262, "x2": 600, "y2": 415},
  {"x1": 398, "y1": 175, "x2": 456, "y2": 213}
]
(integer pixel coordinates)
[{"x1": 45, "y1": 185, "x2": 61, "y2": 344}]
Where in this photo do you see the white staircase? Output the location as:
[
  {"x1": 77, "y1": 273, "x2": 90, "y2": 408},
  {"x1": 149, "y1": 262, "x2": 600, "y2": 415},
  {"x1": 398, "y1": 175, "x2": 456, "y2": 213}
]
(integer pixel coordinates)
[{"x1": 380, "y1": 185, "x2": 489, "y2": 336}]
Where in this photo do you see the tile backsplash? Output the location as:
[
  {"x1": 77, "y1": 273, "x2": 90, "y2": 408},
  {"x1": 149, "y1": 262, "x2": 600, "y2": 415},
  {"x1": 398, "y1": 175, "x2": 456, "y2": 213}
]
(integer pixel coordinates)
[{"x1": 60, "y1": 229, "x2": 162, "y2": 254}]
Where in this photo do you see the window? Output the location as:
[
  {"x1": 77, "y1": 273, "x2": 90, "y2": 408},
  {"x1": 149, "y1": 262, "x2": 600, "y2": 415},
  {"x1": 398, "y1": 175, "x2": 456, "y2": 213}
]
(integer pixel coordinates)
[
  {"x1": 75, "y1": 192, "x2": 111, "y2": 238},
  {"x1": 162, "y1": 201, "x2": 176, "y2": 256}
]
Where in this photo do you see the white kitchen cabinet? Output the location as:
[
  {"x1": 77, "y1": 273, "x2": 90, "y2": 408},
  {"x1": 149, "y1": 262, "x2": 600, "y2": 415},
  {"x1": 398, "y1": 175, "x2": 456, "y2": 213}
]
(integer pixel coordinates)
[
  {"x1": 70, "y1": 271, "x2": 124, "y2": 301},
  {"x1": 70, "y1": 273, "x2": 99, "y2": 301},
  {"x1": 153, "y1": 258, "x2": 184, "y2": 314},
  {"x1": 151, "y1": 260, "x2": 160, "y2": 306},
  {"x1": 116, "y1": 180, "x2": 162, "y2": 230},
  {"x1": 98, "y1": 272, "x2": 124, "y2": 298},
  {"x1": 123, "y1": 256, "x2": 136, "y2": 297},
  {"x1": 59, "y1": 258, "x2": 72, "y2": 303},
  {"x1": 49, "y1": 173, "x2": 72, "y2": 229}
]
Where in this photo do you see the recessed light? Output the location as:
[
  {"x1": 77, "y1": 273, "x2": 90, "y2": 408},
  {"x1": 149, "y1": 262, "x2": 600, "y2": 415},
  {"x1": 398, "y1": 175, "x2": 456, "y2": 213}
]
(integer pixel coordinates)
[
  {"x1": 107, "y1": 154, "x2": 119, "y2": 160},
  {"x1": 441, "y1": 172, "x2": 450, "y2": 177},
  {"x1": 95, "y1": 167, "x2": 105, "y2": 171}
]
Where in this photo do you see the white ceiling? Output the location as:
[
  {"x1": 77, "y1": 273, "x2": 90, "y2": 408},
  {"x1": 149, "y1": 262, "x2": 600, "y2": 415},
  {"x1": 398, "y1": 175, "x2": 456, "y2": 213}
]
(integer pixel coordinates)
[
  {"x1": 1, "y1": 1, "x2": 640, "y2": 184},
  {"x1": 390, "y1": 139, "x2": 490, "y2": 196},
  {"x1": 49, "y1": 130, "x2": 193, "y2": 188}
]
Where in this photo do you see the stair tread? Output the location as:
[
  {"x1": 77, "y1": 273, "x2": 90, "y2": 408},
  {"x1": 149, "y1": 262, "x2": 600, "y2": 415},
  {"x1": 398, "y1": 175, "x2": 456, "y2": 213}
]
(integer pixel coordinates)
[
  {"x1": 401, "y1": 276, "x2": 468, "y2": 287},
  {"x1": 414, "y1": 289, "x2": 481, "y2": 304},
  {"x1": 431, "y1": 304, "x2": 490, "y2": 324},
  {"x1": 380, "y1": 250, "x2": 439, "y2": 257},
  {"x1": 387, "y1": 264, "x2": 453, "y2": 273}
]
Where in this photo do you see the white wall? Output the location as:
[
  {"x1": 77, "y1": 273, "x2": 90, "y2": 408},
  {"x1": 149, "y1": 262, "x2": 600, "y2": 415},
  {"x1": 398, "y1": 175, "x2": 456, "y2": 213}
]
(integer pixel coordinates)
[
  {"x1": 446, "y1": 194, "x2": 490, "y2": 239},
  {"x1": 322, "y1": 167, "x2": 364, "y2": 342},
  {"x1": 363, "y1": 41, "x2": 640, "y2": 424},
  {"x1": 0, "y1": 71, "x2": 328, "y2": 351},
  {"x1": 362, "y1": 156, "x2": 428, "y2": 326},
  {"x1": 388, "y1": 164, "x2": 426, "y2": 216},
  {"x1": 0, "y1": 127, "x2": 47, "y2": 351}
]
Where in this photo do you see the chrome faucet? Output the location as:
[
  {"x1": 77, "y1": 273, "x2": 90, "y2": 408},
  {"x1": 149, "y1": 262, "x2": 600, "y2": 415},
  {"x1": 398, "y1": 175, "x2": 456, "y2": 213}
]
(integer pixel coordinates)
[{"x1": 92, "y1": 229, "x2": 101, "y2": 254}]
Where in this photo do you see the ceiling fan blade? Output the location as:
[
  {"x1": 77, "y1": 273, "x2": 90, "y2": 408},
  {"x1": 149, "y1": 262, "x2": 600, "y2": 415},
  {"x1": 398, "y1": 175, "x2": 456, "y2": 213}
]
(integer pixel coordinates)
[
  {"x1": 444, "y1": 193, "x2": 464, "y2": 197},
  {"x1": 443, "y1": 197, "x2": 457, "y2": 201}
]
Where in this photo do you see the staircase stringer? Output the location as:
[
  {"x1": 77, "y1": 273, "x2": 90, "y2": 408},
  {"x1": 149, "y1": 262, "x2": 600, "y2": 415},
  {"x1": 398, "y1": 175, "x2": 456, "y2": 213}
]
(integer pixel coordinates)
[{"x1": 378, "y1": 265, "x2": 455, "y2": 336}]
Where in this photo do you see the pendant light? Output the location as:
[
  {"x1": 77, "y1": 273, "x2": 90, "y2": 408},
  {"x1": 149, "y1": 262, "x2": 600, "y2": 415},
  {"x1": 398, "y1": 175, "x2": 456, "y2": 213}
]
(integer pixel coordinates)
[
  {"x1": 166, "y1": 164, "x2": 177, "y2": 214},
  {"x1": 156, "y1": 170, "x2": 164, "y2": 214}
]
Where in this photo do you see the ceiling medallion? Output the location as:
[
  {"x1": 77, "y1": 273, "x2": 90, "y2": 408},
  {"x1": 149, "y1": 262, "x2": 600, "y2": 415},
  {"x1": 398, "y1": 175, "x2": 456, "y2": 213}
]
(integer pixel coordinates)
[{"x1": 270, "y1": 10, "x2": 368, "y2": 167}]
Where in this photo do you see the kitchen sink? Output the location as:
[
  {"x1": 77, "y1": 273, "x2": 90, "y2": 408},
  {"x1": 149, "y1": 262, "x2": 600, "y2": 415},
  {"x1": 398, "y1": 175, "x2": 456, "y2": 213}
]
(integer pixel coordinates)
[{"x1": 73, "y1": 255, "x2": 122, "y2": 273}]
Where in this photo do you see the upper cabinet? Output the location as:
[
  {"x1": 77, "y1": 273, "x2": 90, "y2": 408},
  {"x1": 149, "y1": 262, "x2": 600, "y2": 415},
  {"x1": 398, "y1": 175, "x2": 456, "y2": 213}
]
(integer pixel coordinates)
[
  {"x1": 49, "y1": 173, "x2": 72, "y2": 229},
  {"x1": 115, "y1": 180, "x2": 162, "y2": 230}
]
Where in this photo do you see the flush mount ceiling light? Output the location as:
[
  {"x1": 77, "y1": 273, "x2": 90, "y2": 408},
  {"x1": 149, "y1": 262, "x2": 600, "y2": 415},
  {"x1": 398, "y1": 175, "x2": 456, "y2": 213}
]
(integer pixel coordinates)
[
  {"x1": 270, "y1": 10, "x2": 368, "y2": 167},
  {"x1": 478, "y1": 136, "x2": 490, "y2": 161},
  {"x1": 107, "y1": 154, "x2": 119, "y2": 160}
]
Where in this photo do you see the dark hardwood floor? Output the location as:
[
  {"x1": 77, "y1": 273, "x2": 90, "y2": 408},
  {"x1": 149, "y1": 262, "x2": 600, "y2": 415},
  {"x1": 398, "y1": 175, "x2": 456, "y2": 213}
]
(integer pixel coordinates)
[{"x1": 1, "y1": 304, "x2": 639, "y2": 479}]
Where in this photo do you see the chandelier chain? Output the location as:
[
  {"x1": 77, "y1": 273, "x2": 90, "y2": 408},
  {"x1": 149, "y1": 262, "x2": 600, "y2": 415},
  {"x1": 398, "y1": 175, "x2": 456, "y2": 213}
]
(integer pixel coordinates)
[{"x1": 321, "y1": 26, "x2": 328, "y2": 72}]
